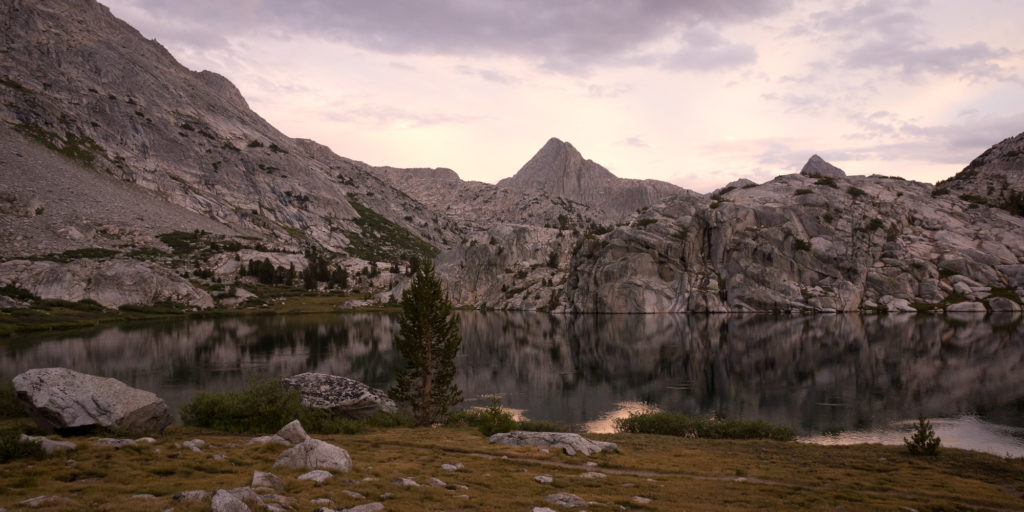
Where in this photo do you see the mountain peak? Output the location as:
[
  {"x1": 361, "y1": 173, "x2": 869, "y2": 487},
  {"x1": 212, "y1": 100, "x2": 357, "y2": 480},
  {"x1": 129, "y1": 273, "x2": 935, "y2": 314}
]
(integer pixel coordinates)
[{"x1": 800, "y1": 155, "x2": 845, "y2": 178}]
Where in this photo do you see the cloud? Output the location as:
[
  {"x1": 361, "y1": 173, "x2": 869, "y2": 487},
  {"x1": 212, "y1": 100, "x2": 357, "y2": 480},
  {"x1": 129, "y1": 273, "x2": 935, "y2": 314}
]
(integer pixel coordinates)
[
  {"x1": 455, "y1": 65, "x2": 520, "y2": 85},
  {"x1": 805, "y1": 0, "x2": 1018, "y2": 82},
  {"x1": 322, "y1": 103, "x2": 478, "y2": 128},
  {"x1": 104, "y1": 0, "x2": 790, "y2": 73},
  {"x1": 620, "y1": 137, "x2": 649, "y2": 148}
]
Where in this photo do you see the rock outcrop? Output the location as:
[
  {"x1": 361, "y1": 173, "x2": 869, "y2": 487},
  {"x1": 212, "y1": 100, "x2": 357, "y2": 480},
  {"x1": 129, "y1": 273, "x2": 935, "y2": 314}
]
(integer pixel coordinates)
[
  {"x1": 488, "y1": 431, "x2": 618, "y2": 456},
  {"x1": 12, "y1": 367, "x2": 171, "y2": 434},
  {"x1": 565, "y1": 165, "x2": 1024, "y2": 312},
  {"x1": 281, "y1": 373, "x2": 397, "y2": 419},
  {"x1": 800, "y1": 154, "x2": 846, "y2": 178}
]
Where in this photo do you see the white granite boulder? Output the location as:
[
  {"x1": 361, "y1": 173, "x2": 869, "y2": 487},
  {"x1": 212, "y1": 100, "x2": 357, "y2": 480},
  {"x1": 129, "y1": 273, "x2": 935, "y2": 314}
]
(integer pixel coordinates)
[
  {"x1": 489, "y1": 431, "x2": 617, "y2": 456},
  {"x1": 273, "y1": 438, "x2": 352, "y2": 472},
  {"x1": 12, "y1": 368, "x2": 170, "y2": 435}
]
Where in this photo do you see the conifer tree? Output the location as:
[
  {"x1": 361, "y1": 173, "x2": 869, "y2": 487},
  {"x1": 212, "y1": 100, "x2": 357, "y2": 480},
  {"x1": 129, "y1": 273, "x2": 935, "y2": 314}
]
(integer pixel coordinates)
[{"x1": 389, "y1": 260, "x2": 462, "y2": 426}]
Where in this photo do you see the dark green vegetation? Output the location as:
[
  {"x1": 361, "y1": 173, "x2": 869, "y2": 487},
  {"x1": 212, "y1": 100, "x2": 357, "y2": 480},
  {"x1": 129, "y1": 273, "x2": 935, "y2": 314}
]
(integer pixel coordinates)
[
  {"x1": 181, "y1": 379, "x2": 409, "y2": 435},
  {"x1": 905, "y1": 415, "x2": 941, "y2": 456},
  {"x1": 0, "y1": 427, "x2": 44, "y2": 463},
  {"x1": 615, "y1": 411, "x2": 797, "y2": 441},
  {"x1": 446, "y1": 399, "x2": 570, "y2": 437},
  {"x1": 389, "y1": 262, "x2": 462, "y2": 426},
  {"x1": 344, "y1": 194, "x2": 438, "y2": 263},
  {"x1": 13, "y1": 123, "x2": 109, "y2": 169}
]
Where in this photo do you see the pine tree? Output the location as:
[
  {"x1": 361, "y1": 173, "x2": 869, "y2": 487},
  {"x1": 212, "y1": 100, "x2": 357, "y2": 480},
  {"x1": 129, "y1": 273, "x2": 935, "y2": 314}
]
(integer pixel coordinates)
[
  {"x1": 389, "y1": 260, "x2": 462, "y2": 426},
  {"x1": 904, "y1": 414, "x2": 941, "y2": 455}
]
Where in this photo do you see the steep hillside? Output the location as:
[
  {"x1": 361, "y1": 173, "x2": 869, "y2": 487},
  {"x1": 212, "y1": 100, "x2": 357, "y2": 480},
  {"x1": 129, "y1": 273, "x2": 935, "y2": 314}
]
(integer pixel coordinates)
[
  {"x1": 936, "y1": 132, "x2": 1024, "y2": 215},
  {"x1": 497, "y1": 138, "x2": 682, "y2": 218},
  {"x1": 0, "y1": 0, "x2": 455, "y2": 307}
]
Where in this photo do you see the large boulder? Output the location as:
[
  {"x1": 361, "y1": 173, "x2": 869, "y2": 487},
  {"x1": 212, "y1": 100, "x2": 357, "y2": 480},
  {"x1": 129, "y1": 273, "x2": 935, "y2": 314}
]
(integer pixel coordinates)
[
  {"x1": 281, "y1": 373, "x2": 397, "y2": 419},
  {"x1": 489, "y1": 431, "x2": 617, "y2": 456},
  {"x1": 12, "y1": 368, "x2": 170, "y2": 435},
  {"x1": 273, "y1": 438, "x2": 352, "y2": 472}
]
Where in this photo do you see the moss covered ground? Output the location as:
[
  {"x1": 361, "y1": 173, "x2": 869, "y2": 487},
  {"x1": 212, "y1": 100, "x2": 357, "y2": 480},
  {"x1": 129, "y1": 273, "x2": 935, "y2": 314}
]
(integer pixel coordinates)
[{"x1": 0, "y1": 420, "x2": 1021, "y2": 511}]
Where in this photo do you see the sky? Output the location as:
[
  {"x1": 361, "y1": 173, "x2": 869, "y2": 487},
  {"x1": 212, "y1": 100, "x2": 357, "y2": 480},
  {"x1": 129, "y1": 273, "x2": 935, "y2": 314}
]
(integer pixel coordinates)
[{"x1": 101, "y1": 0, "x2": 1024, "y2": 192}]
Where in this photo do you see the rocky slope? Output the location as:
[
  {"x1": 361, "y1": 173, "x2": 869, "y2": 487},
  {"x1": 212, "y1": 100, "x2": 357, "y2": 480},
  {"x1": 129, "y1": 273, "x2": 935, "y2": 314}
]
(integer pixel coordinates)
[
  {"x1": 497, "y1": 138, "x2": 682, "y2": 219},
  {"x1": 936, "y1": 131, "x2": 1024, "y2": 214},
  {"x1": 0, "y1": 0, "x2": 456, "y2": 307}
]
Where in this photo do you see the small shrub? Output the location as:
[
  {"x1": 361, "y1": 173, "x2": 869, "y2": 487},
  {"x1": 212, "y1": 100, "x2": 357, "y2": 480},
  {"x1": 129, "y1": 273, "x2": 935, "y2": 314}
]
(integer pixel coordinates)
[
  {"x1": 247, "y1": 140, "x2": 264, "y2": 148},
  {"x1": 0, "y1": 385, "x2": 27, "y2": 419},
  {"x1": 0, "y1": 428, "x2": 45, "y2": 462},
  {"x1": 931, "y1": 187, "x2": 950, "y2": 197},
  {"x1": 846, "y1": 186, "x2": 867, "y2": 199},
  {"x1": 615, "y1": 412, "x2": 796, "y2": 441},
  {"x1": 453, "y1": 399, "x2": 519, "y2": 437},
  {"x1": 0, "y1": 284, "x2": 38, "y2": 302},
  {"x1": 635, "y1": 218, "x2": 657, "y2": 229},
  {"x1": 822, "y1": 213, "x2": 834, "y2": 224},
  {"x1": 794, "y1": 239, "x2": 811, "y2": 251},
  {"x1": 862, "y1": 218, "x2": 885, "y2": 232},
  {"x1": 815, "y1": 176, "x2": 838, "y2": 188},
  {"x1": 904, "y1": 414, "x2": 940, "y2": 455},
  {"x1": 794, "y1": 189, "x2": 813, "y2": 196},
  {"x1": 516, "y1": 419, "x2": 570, "y2": 433}
]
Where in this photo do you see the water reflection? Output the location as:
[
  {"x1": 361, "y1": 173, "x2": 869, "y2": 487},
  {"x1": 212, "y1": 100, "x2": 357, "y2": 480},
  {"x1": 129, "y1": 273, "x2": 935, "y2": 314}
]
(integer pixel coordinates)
[{"x1": 0, "y1": 312, "x2": 1022, "y2": 455}]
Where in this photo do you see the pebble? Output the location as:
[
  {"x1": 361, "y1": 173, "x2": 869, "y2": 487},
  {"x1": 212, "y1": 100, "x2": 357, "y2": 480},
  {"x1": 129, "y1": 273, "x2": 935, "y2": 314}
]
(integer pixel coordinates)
[{"x1": 534, "y1": 475, "x2": 554, "y2": 484}]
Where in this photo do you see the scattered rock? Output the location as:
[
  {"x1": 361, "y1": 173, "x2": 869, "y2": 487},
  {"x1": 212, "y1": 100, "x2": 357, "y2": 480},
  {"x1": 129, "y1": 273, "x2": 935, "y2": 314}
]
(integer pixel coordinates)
[
  {"x1": 345, "y1": 503, "x2": 384, "y2": 512},
  {"x1": 427, "y1": 477, "x2": 447, "y2": 488},
  {"x1": 544, "y1": 492, "x2": 587, "y2": 508},
  {"x1": 18, "y1": 496, "x2": 71, "y2": 508},
  {"x1": 579, "y1": 472, "x2": 607, "y2": 479},
  {"x1": 262, "y1": 494, "x2": 298, "y2": 507},
  {"x1": 131, "y1": 494, "x2": 156, "y2": 499},
  {"x1": 211, "y1": 489, "x2": 249, "y2": 512},
  {"x1": 275, "y1": 419, "x2": 309, "y2": 444},
  {"x1": 12, "y1": 368, "x2": 170, "y2": 434},
  {"x1": 441, "y1": 463, "x2": 458, "y2": 472},
  {"x1": 213, "y1": 453, "x2": 227, "y2": 460},
  {"x1": 135, "y1": 437, "x2": 156, "y2": 444},
  {"x1": 988, "y1": 296, "x2": 1022, "y2": 312},
  {"x1": 94, "y1": 438, "x2": 136, "y2": 448},
  {"x1": 534, "y1": 475, "x2": 553, "y2": 484},
  {"x1": 282, "y1": 373, "x2": 397, "y2": 418},
  {"x1": 393, "y1": 477, "x2": 419, "y2": 487},
  {"x1": 252, "y1": 470, "x2": 284, "y2": 491},
  {"x1": 632, "y1": 496, "x2": 652, "y2": 504},
  {"x1": 342, "y1": 490, "x2": 366, "y2": 499},
  {"x1": 489, "y1": 431, "x2": 617, "y2": 456},
  {"x1": 19, "y1": 434, "x2": 75, "y2": 454},
  {"x1": 173, "y1": 490, "x2": 210, "y2": 502},
  {"x1": 538, "y1": 448, "x2": 549, "y2": 454},
  {"x1": 297, "y1": 470, "x2": 333, "y2": 484},
  {"x1": 182, "y1": 438, "x2": 205, "y2": 452},
  {"x1": 310, "y1": 498, "x2": 334, "y2": 506},
  {"x1": 274, "y1": 438, "x2": 352, "y2": 472},
  {"x1": 228, "y1": 487, "x2": 263, "y2": 507},
  {"x1": 532, "y1": 508, "x2": 558, "y2": 512}
]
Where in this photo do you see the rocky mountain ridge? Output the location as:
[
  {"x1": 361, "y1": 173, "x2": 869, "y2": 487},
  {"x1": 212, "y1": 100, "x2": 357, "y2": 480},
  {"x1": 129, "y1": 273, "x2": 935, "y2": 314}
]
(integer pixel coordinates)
[{"x1": 0, "y1": 0, "x2": 1022, "y2": 315}]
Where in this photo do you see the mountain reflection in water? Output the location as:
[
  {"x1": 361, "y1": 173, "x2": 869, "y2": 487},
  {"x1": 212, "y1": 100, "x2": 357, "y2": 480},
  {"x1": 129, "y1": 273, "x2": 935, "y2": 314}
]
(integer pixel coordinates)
[{"x1": 1, "y1": 312, "x2": 1021, "y2": 455}]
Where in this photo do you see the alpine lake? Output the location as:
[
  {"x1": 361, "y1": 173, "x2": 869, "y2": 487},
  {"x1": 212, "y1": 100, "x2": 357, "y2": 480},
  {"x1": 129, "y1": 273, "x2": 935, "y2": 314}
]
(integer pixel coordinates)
[{"x1": 2, "y1": 311, "x2": 1022, "y2": 457}]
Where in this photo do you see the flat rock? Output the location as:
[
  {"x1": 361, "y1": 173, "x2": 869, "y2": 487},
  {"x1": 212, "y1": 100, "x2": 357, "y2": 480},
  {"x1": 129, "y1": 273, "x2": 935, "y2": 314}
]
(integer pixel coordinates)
[
  {"x1": 946, "y1": 301, "x2": 986, "y2": 313},
  {"x1": 297, "y1": 470, "x2": 333, "y2": 483},
  {"x1": 534, "y1": 475, "x2": 553, "y2": 484},
  {"x1": 252, "y1": 470, "x2": 284, "y2": 491},
  {"x1": 579, "y1": 472, "x2": 607, "y2": 479},
  {"x1": 342, "y1": 489, "x2": 366, "y2": 499},
  {"x1": 544, "y1": 492, "x2": 587, "y2": 508},
  {"x1": 248, "y1": 435, "x2": 291, "y2": 446},
  {"x1": 988, "y1": 297, "x2": 1022, "y2": 312},
  {"x1": 19, "y1": 496, "x2": 71, "y2": 507},
  {"x1": 12, "y1": 368, "x2": 170, "y2": 435},
  {"x1": 532, "y1": 508, "x2": 558, "y2": 512},
  {"x1": 173, "y1": 490, "x2": 209, "y2": 502},
  {"x1": 274, "y1": 438, "x2": 352, "y2": 472},
  {"x1": 281, "y1": 373, "x2": 397, "y2": 418},
  {"x1": 427, "y1": 477, "x2": 447, "y2": 487},
  {"x1": 393, "y1": 477, "x2": 419, "y2": 487},
  {"x1": 211, "y1": 489, "x2": 249, "y2": 512},
  {"x1": 632, "y1": 496, "x2": 653, "y2": 504},
  {"x1": 20, "y1": 434, "x2": 75, "y2": 454},
  {"x1": 489, "y1": 431, "x2": 617, "y2": 456},
  {"x1": 346, "y1": 503, "x2": 385, "y2": 512},
  {"x1": 275, "y1": 419, "x2": 309, "y2": 444},
  {"x1": 94, "y1": 438, "x2": 137, "y2": 448}
]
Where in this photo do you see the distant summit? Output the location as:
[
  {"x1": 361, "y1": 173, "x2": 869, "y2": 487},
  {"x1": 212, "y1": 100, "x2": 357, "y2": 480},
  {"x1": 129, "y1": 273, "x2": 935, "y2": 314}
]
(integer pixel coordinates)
[
  {"x1": 800, "y1": 155, "x2": 846, "y2": 178},
  {"x1": 498, "y1": 138, "x2": 681, "y2": 216}
]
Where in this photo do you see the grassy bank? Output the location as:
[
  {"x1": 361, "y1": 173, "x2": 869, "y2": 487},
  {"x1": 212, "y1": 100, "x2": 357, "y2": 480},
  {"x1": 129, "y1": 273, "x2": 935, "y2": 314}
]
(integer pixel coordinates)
[
  {"x1": 0, "y1": 418, "x2": 1020, "y2": 511},
  {"x1": 0, "y1": 293, "x2": 387, "y2": 339}
]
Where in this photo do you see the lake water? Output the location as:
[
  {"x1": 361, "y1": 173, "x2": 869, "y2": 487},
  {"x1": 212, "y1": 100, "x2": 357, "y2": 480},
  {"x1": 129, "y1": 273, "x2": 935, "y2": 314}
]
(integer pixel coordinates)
[{"x1": 2, "y1": 312, "x2": 1022, "y2": 457}]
